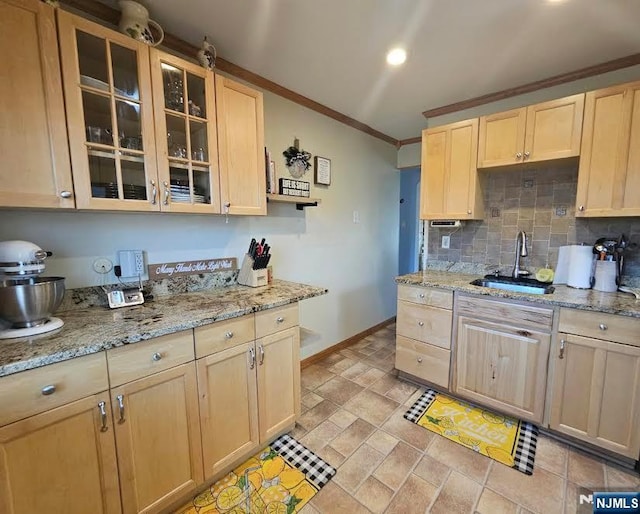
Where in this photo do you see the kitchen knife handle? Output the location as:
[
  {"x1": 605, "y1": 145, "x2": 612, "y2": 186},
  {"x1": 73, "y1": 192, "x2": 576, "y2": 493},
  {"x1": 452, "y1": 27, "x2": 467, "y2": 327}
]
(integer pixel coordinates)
[
  {"x1": 98, "y1": 401, "x2": 108, "y2": 432},
  {"x1": 116, "y1": 394, "x2": 125, "y2": 423}
]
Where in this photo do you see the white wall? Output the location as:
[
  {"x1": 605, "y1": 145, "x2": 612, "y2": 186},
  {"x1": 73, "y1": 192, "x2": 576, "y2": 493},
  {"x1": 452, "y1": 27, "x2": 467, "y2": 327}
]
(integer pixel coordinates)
[{"x1": 0, "y1": 89, "x2": 399, "y2": 359}]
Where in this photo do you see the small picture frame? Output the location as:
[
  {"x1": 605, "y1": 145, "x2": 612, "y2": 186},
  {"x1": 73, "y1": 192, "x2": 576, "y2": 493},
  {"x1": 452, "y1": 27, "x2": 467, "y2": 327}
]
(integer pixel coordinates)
[{"x1": 314, "y1": 156, "x2": 331, "y2": 186}]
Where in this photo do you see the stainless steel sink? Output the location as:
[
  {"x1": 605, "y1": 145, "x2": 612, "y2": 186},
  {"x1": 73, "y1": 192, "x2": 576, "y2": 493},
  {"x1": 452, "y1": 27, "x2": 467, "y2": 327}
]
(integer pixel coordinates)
[{"x1": 470, "y1": 276, "x2": 555, "y2": 295}]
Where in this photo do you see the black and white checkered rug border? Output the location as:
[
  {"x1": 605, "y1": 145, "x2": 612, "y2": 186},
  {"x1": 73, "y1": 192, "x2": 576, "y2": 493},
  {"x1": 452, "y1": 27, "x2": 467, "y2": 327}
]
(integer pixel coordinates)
[
  {"x1": 404, "y1": 389, "x2": 539, "y2": 475},
  {"x1": 271, "y1": 433, "x2": 336, "y2": 490},
  {"x1": 403, "y1": 389, "x2": 437, "y2": 422}
]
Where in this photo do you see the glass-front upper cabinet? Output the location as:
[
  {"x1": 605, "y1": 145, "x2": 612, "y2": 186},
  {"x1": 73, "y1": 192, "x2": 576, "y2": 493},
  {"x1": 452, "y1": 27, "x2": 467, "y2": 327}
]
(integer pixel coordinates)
[
  {"x1": 57, "y1": 10, "x2": 159, "y2": 211},
  {"x1": 150, "y1": 50, "x2": 220, "y2": 213}
]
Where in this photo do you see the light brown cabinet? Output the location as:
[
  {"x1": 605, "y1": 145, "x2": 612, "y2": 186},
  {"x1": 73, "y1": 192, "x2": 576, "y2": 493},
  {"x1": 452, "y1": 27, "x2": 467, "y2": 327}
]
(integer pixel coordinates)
[
  {"x1": 0, "y1": 0, "x2": 74, "y2": 209},
  {"x1": 420, "y1": 118, "x2": 483, "y2": 220},
  {"x1": 478, "y1": 93, "x2": 584, "y2": 168},
  {"x1": 56, "y1": 10, "x2": 266, "y2": 215},
  {"x1": 196, "y1": 306, "x2": 300, "y2": 480},
  {"x1": 453, "y1": 296, "x2": 553, "y2": 423},
  {"x1": 216, "y1": 75, "x2": 267, "y2": 216},
  {"x1": 395, "y1": 285, "x2": 453, "y2": 389},
  {"x1": 576, "y1": 80, "x2": 640, "y2": 217},
  {"x1": 0, "y1": 354, "x2": 121, "y2": 514},
  {"x1": 549, "y1": 308, "x2": 640, "y2": 458},
  {"x1": 106, "y1": 330, "x2": 202, "y2": 514}
]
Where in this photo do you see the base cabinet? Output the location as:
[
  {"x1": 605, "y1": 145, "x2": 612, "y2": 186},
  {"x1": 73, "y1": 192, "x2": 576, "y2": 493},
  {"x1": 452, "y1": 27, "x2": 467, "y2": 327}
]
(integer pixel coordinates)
[
  {"x1": 550, "y1": 333, "x2": 640, "y2": 458},
  {"x1": 0, "y1": 393, "x2": 121, "y2": 514},
  {"x1": 111, "y1": 363, "x2": 203, "y2": 514}
]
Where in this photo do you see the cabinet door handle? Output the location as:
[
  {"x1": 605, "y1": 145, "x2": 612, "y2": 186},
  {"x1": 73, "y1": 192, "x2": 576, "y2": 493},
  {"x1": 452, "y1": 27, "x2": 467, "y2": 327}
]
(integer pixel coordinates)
[
  {"x1": 60, "y1": 190, "x2": 72, "y2": 199},
  {"x1": 225, "y1": 331, "x2": 234, "y2": 339},
  {"x1": 98, "y1": 401, "x2": 108, "y2": 432},
  {"x1": 258, "y1": 344, "x2": 265, "y2": 365},
  {"x1": 416, "y1": 357, "x2": 423, "y2": 363},
  {"x1": 41, "y1": 384, "x2": 56, "y2": 396},
  {"x1": 163, "y1": 181, "x2": 170, "y2": 205},
  {"x1": 116, "y1": 394, "x2": 125, "y2": 423},
  {"x1": 418, "y1": 321, "x2": 424, "y2": 327},
  {"x1": 150, "y1": 180, "x2": 157, "y2": 205},
  {"x1": 248, "y1": 347, "x2": 256, "y2": 369},
  {"x1": 515, "y1": 152, "x2": 522, "y2": 160},
  {"x1": 598, "y1": 323, "x2": 608, "y2": 331},
  {"x1": 559, "y1": 339, "x2": 566, "y2": 359},
  {"x1": 152, "y1": 352, "x2": 162, "y2": 361},
  {"x1": 524, "y1": 151, "x2": 530, "y2": 159},
  {"x1": 579, "y1": 205, "x2": 585, "y2": 211},
  {"x1": 276, "y1": 316, "x2": 285, "y2": 323}
]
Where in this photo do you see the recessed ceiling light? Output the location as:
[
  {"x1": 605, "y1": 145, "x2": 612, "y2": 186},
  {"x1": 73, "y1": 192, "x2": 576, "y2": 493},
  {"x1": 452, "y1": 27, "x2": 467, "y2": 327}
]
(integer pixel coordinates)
[{"x1": 386, "y1": 48, "x2": 407, "y2": 66}]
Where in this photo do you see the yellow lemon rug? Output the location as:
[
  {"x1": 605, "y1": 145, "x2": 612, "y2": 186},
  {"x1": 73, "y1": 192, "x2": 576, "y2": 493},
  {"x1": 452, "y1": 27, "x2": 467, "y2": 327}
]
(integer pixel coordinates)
[
  {"x1": 176, "y1": 434, "x2": 336, "y2": 513},
  {"x1": 404, "y1": 389, "x2": 538, "y2": 475}
]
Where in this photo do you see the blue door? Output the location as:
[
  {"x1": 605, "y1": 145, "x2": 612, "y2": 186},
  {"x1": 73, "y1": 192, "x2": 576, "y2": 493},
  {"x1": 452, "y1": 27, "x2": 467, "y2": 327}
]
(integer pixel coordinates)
[{"x1": 398, "y1": 167, "x2": 420, "y2": 275}]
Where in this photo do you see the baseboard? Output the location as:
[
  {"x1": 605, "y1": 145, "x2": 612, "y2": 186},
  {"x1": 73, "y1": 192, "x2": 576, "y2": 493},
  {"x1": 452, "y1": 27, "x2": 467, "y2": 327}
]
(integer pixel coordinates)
[{"x1": 300, "y1": 316, "x2": 396, "y2": 369}]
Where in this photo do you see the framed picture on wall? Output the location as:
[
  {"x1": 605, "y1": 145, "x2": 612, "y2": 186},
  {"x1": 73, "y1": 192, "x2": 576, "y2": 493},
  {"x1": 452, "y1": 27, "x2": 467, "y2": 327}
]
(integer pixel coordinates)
[{"x1": 314, "y1": 156, "x2": 331, "y2": 186}]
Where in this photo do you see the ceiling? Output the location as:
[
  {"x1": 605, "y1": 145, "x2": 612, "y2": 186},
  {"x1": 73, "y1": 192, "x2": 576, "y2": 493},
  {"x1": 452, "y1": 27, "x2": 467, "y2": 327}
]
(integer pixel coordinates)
[{"x1": 109, "y1": 0, "x2": 640, "y2": 143}]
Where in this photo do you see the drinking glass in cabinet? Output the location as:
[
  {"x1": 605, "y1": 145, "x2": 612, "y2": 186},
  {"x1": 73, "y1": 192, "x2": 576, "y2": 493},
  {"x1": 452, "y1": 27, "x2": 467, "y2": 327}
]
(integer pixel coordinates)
[
  {"x1": 116, "y1": 99, "x2": 143, "y2": 150},
  {"x1": 187, "y1": 74, "x2": 206, "y2": 118},
  {"x1": 162, "y1": 63, "x2": 184, "y2": 112},
  {"x1": 82, "y1": 92, "x2": 113, "y2": 145},
  {"x1": 189, "y1": 120, "x2": 208, "y2": 162}
]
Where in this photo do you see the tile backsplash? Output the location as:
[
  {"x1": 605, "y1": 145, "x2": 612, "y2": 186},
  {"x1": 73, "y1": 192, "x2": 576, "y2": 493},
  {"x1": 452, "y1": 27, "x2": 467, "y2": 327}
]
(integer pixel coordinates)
[{"x1": 427, "y1": 163, "x2": 640, "y2": 281}]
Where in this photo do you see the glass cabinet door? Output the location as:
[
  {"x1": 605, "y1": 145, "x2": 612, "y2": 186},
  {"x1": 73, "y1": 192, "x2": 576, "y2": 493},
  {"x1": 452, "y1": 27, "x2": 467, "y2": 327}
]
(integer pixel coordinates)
[
  {"x1": 57, "y1": 11, "x2": 158, "y2": 211},
  {"x1": 150, "y1": 50, "x2": 220, "y2": 213}
]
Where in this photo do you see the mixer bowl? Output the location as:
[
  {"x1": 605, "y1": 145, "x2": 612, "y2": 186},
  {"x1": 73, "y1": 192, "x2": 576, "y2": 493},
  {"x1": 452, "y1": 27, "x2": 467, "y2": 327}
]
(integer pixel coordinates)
[{"x1": 0, "y1": 277, "x2": 65, "y2": 328}]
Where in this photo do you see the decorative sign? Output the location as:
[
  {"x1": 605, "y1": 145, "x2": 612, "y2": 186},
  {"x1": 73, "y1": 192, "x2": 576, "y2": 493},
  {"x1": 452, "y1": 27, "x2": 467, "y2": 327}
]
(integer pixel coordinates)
[
  {"x1": 314, "y1": 156, "x2": 331, "y2": 185},
  {"x1": 279, "y1": 178, "x2": 310, "y2": 198},
  {"x1": 148, "y1": 258, "x2": 237, "y2": 278}
]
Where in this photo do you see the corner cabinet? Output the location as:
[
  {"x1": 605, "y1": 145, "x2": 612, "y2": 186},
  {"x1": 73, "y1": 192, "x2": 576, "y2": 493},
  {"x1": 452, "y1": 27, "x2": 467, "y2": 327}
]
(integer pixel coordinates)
[
  {"x1": 575, "y1": 80, "x2": 640, "y2": 217},
  {"x1": 0, "y1": 0, "x2": 74, "y2": 209},
  {"x1": 420, "y1": 118, "x2": 483, "y2": 220},
  {"x1": 477, "y1": 94, "x2": 584, "y2": 168},
  {"x1": 216, "y1": 76, "x2": 267, "y2": 216},
  {"x1": 550, "y1": 308, "x2": 640, "y2": 458}
]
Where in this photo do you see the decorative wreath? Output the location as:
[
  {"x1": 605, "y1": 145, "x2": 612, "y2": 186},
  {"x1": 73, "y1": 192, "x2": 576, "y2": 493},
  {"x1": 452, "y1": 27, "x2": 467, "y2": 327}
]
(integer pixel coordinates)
[{"x1": 283, "y1": 146, "x2": 311, "y2": 178}]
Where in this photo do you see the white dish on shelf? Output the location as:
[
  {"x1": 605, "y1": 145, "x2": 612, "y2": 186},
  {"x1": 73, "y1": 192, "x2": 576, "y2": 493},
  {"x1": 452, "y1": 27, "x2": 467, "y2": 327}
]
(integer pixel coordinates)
[{"x1": 80, "y1": 75, "x2": 131, "y2": 98}]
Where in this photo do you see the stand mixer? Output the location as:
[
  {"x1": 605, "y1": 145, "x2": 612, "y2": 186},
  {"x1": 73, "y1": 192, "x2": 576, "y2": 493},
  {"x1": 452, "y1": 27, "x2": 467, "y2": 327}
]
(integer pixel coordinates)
[{"x1": 0, "y1": 240, "x2": 66, "y2": 339}]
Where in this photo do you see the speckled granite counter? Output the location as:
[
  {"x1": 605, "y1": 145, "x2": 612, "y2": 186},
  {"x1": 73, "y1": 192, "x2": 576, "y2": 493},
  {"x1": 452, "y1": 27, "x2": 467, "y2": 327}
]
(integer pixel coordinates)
[
  {"x1": 396, "y1": 270, "x2": 640, "y2": 318},
  {"x1": 0, "y1": 280, "x2": 327, "y2": 378}
]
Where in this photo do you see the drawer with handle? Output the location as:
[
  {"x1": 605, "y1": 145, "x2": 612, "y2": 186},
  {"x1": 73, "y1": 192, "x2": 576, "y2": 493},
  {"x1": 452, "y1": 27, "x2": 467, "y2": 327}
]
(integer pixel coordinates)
[
  {"x1": 397, "y1": 284, "x2": 453, "y2": 309},
  {"x1": 0, "y1": 352, "x2": 108, "y2": 427},
  {"x1": 255, "y1": 303, "x2": 299, "y2": 338},
  {"x1": 396, "y1": 335, "x2": 451, "y2": 388},
  {"x1": 107, "y1": 329, "x2": 195, "y2": 387},
  {"x1": 195, "y1": 314, "x2": 255, "y2": 358},
  {"x1": 397, "y1": 300, "x2": 452, "y2": 349},
  {"x1": 558, "y1": 308, "x2": 640, "y2": 347}
]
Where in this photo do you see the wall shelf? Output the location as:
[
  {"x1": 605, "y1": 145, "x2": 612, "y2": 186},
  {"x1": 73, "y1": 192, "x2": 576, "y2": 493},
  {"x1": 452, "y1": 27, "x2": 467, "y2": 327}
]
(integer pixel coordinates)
[{"x1": 266, "y1": 194, "x2": 320, "y2": 210}]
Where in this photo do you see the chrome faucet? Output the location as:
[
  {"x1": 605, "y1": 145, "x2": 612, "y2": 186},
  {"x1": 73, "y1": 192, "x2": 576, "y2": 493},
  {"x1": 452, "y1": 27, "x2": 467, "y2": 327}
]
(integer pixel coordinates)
[{"x1": 512, "y1": 231, "x2": 530, "y2": 279}]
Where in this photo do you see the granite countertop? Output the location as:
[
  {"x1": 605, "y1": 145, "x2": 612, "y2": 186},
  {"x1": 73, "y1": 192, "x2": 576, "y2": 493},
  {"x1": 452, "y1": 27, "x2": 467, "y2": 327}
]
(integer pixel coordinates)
[
  {"x1": 0, "y1": 280, "x2": 327, "y2": 378},
  {"x1": 396, "y1": 270, "x2": 640, "y2": 318}
]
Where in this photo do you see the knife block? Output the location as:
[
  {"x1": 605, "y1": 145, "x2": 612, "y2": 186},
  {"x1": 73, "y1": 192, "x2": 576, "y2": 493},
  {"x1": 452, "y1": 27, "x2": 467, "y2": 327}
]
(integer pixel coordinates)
[{"x1": 237, "y1": 253, "x2": 268, "y2": 287}]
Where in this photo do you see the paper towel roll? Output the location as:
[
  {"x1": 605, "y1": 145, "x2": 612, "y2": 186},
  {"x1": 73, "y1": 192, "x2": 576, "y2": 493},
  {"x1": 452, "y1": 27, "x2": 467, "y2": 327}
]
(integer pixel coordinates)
[
  {"x1": 567, "y1": 245, "x2": 595, "y2": 289},
  {"x1": 553, "y1": 246, "x2": 571, "y2": 285}
]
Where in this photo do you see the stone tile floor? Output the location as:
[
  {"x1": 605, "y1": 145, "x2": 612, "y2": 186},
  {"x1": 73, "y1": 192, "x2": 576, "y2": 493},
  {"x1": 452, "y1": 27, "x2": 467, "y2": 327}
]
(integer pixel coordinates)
[{"x1": 295, "y1": 323, "x2": 640, "y2": 514}]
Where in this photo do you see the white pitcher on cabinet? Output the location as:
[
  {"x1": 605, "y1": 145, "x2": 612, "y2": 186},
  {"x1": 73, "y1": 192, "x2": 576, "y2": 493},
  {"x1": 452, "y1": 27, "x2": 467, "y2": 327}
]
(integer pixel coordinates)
[{"x1": 118, "y1": 0, "x2": 164, "y2": 47}]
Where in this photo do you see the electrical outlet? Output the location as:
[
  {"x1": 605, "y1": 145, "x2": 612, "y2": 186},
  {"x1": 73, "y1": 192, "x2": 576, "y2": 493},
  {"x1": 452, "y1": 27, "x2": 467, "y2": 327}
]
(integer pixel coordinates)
[
  {"x1": 442, "y1": 236, "x2": 450, "y2": 249},
  {"x1": 118, "y1": 250, "x2": 144, "y2": 277}
]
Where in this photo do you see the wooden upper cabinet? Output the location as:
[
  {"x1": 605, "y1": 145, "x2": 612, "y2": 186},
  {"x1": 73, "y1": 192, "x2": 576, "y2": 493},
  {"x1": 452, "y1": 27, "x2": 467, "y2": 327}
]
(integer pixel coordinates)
[
  {"x1": 576, "y1": 81, "x2": 640, "y2": 217},
  {"x1": 57, "y1": 10, "x2": 159, "y2": 211},
  {"x1": 150, "y1": 50, "x2": 221, "y2": 213},
  {"x1": 478, "y1": 94, "x2": 584, "y2": 168},
  {"x1": 0, "y1": 0, "x2": 74, "y2": 209},
  {"x1": 420, "y1": 118, "x2": 483, "y2": 220},
  {"x1": 216, "y1": 75, "x2": 267, "y2": 216}
]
